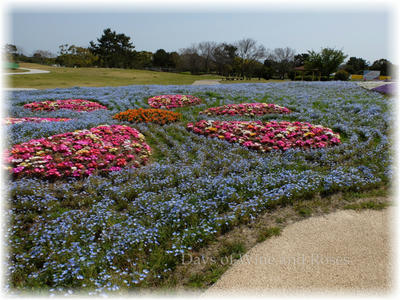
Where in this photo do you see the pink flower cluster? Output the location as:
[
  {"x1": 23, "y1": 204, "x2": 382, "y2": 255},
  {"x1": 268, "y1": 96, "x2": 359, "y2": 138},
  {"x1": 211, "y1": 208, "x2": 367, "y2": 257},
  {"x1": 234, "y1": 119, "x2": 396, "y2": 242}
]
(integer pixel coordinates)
[
  {"x1": 148, "y1": 94, "x2": 202, "y2": 109},
  {"x1": 199, "y1": 103, "x2": 291, "y2": 116},
  {"x1": 187, "y1": 120, "x2": 341, "y2": 152},
  {"x1": 23, "y1": 99, "x2": 108, "y2": 112},
  {"x1": 5, "y1": 117, "x2": 71, "y2": 125},
  {"x1": 6, "y1": 125, "x2": 151, "y2": 179}
]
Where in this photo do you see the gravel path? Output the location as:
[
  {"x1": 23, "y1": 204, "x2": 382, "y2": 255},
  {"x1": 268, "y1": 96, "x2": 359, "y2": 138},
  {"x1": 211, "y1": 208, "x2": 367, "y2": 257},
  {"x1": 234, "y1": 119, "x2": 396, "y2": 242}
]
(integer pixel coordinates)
[
  {"x1": 192, "y1": 79, "x2": 221, "y2": 85},
  {"x1": 356, "y1": 81, "x2": 393, "y2": 90},
  {"x1": 205, "y1": 208, "x2": 392, "y2": 296},
  {"x1": 4, "y1": 68, "x2": 50, "y2": 75}
]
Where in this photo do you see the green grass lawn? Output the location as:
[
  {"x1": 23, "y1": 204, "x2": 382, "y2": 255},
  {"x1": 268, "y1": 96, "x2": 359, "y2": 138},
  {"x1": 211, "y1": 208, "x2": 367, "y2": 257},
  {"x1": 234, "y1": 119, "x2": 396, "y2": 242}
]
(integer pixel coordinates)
[
  {"x1": 8, "y1": 63, "x2": 224, "y2": 89},
  {"x1": 4, "y1": 68, "x2": 30, "y2": 73}
]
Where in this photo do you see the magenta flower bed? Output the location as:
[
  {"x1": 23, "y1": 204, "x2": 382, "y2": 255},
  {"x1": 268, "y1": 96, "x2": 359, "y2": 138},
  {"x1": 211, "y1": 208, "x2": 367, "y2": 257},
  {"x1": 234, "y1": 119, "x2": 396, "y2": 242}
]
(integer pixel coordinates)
[
  {"x1": 5, "y1": 117, "x2": 71, "y2": 125},
  {"x1": 23, "y1": 99, "x2": 108, "y2": 112},
  {"x1": 199, "y1": 102, "x2": 291, "y2": 116},
  {"x1": 6, "y1": 125, "x2": 151, "y2": 179},
  {"x1": 187, "y1": 120, "x2": 341, "y2": 151},
  {"x1": 148, "y1": 94, "x2": 202, "y2": 109}
]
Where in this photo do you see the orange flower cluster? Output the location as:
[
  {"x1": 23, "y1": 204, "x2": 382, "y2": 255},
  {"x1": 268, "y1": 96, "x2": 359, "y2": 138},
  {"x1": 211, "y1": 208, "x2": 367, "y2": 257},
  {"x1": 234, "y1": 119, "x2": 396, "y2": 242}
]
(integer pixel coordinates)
[{"x1": 113, "y1": 108, "x2": 181, "y2": 125}]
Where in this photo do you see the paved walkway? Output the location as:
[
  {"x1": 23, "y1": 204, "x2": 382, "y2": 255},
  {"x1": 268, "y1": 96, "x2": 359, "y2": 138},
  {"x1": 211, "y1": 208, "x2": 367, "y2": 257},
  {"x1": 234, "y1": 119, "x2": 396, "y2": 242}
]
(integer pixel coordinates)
[
  {"x1": 4, "y1": 68, "x2": 50, "y2": 75},
  {"x1": 3, "y1": 88, "x2": 38, "y2": 91},
  {"x1": 205, "y1": 208, "x2": 392, "y2": 295},
  {"x1": 356, "y1": 81, "x2": 393, "y2": 90},
  {"x1": 192, "y1": 79, "x2": 221, "y2": 85}
]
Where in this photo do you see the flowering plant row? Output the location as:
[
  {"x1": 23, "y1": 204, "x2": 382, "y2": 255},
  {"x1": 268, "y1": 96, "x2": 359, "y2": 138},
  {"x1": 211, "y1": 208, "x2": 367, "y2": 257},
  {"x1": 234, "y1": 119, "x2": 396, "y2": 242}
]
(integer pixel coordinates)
[
  {"x1": 199, "y1": 102, "x2": 291, "y2": 116},
  {"x1": 187, "y1": 120, "x2": 341, "y2": 151},
  {"x1": 4, "y1": 117, "x2": 71, "y2": 125},
  {"x1": 371, "y1": 83, "x2": 396, "y2": 96},
  {"x1": 148, "y1": 94, "x2": 202, "y2": 109},
  {"x1": 113, "y1": 108, "x2": 181, "y2": 125},
  {"x1": 6, "y1": 124, "x2": 151, "y2": 179},
  {"x1": 23, "y1": 99, "x2": 108, "y2": 112}
]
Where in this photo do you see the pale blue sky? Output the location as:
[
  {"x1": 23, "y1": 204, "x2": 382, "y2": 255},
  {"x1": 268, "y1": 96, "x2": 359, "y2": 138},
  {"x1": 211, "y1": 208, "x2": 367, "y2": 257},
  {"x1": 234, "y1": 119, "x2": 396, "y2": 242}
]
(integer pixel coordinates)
[{"x1": 8, "y1": 11, "x2": 392, "y2": 64}]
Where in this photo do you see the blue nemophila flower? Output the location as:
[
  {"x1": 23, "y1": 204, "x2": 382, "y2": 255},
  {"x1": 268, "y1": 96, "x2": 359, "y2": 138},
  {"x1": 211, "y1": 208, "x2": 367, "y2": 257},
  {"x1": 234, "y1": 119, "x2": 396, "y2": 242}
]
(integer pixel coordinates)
[{"x1": 5, "y1": 82, "x2": 391, "y2": 294}]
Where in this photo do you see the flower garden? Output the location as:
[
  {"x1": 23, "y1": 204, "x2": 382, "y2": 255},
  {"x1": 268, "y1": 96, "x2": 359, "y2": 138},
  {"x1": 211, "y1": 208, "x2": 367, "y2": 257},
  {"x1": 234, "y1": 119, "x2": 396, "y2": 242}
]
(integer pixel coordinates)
[
  {"x1": 5, "y1": 117, "x2": 71, "y2": 125},
  {"x1": 23, "y1": 99, "x2": 108, "y2": 112},
  {"x1": 148, "y1": 94, "x2": 202, "y2": 109},
  {"x1": 113, "y1": 108, "x2": 181, "y2": 125},
  {"x1": 4, "y1": 83, "x2": 392, "y2": 295},
  {"x1": 187, "y1": 120, "x2": 341, "y2": 151},
  {"x1": 199, "y1": 102, "x2": 290, "y2": 115}
]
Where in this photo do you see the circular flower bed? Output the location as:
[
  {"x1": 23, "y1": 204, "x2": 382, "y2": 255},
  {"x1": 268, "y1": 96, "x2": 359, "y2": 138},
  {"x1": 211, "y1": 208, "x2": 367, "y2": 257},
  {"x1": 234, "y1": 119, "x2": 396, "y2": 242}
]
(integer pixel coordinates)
[
  {"x1": 199, "y1": 103, "x2": 291, "y2": 116},
  {"x1": 4, "y1": 117, "x2": 71, "y2": 125},
  {"x1": 148, "y1": 94, "x2": 202, "y2": 109},
  {"x1": 6, "y1": 125, "x2": 151, "y2": 179},
  {"x1": 113, "y1": 108, "x2": 181, "y2": 125},
  {"x1": 187, "y1": 120, "x2": 341, "y2": 151},
  {"x1": 23, "y1": 99, "x2": 108, "y2": 112}
]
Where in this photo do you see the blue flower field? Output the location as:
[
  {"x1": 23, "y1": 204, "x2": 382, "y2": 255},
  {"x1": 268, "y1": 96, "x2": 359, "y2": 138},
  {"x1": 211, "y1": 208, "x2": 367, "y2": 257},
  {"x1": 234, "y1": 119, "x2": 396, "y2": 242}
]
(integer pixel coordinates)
[{"x1": 5, "y1": 82, "x2": 392, "y2": 294}]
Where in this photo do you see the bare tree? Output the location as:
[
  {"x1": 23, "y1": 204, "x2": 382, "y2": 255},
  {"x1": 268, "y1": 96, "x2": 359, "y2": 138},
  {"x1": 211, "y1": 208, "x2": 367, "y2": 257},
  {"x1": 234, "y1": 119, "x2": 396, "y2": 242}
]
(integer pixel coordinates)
[
  {"x1": 198, "y1": 41, "x2": 217, "y2": 73},
  {"x1": 235, "y1": 38, "x2": 266, "y2": 78},
  {"x1": 179, "y1": 45, "x2": 204, "y2": 74},
  {"x1": 272, "y1": 47, "x2": 296, "y2": 79}
]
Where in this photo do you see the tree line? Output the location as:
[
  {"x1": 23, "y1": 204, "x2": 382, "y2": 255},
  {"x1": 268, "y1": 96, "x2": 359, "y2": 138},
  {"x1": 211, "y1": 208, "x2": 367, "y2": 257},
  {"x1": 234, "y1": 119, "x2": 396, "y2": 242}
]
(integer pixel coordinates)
[{"x1": 5, "y1": 28, "x2": 397, "y2": 80}]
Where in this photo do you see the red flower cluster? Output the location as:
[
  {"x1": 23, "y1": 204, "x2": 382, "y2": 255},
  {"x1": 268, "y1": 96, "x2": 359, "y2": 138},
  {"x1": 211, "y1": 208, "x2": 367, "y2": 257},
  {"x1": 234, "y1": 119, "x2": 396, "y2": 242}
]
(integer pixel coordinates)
[
  {"x1": 187, "y1": 120, "x2": 341, "y2": 152},
  {"x1": 199, "y1": 103, "x2": 291, "y2": 116},
  {"x1": 23, "y1": 99, "x2": 108, "y2": 112},
  {"x1": 5, "y1": 117, "x2": 71, "y2": 125},
  {"x1": 148, "y1": 94, "x2": 202, "y2": 109},
  {"x1": 6, "y1": 125, "x2": 151, "y2": 179}
]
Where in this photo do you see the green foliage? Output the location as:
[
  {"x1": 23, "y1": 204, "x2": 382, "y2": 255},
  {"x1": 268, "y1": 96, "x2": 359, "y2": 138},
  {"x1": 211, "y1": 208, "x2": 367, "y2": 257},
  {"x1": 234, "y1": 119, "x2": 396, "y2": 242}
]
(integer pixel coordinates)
[
  {"x1": 295, "y1": 206, "x2": 312, "y2": 217},
  {"x1": 306, "y1": 48, "x2": 347, "y2": 76},
  {"x1": 343, "y1": 57, "x2": 368, "y2": 74},
  {"x1": 343, "y1": 201, "x2": 389, "y2": 210},
  {"x1": 256, "y1": 227, "x2": 281, "y2": 242},
  {"x1": 89, "y1": 28, "x2": 136, "y2": 68},
  {"x1": 370, "y1": 59, "x2": 395, "y2": 77},
  {"x1": 334, "y1": 70, "x2": 350, "y2": 81},
  {"x1": 56, "y1": 44, "x2": 98, "y2": 67}
]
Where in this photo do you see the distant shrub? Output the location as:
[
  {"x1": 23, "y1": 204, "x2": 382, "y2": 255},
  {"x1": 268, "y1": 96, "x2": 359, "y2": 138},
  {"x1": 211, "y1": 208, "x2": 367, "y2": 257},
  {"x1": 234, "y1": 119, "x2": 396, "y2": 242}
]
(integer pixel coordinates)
[
  {"x1": 334, "y1": 70, "x2": 350, "y2": 81},
  {"x1": 320, "y1": 76, "x2": 330, "y2": 81},
  {"x1": 304, "y1": 75, "x2": 313, "y2": 81}
]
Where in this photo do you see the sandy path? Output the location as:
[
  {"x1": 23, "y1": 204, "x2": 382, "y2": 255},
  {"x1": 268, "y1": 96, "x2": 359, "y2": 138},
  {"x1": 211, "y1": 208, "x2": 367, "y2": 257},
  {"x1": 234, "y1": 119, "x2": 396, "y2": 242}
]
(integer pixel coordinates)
[
  {"x1": 204, "y1": 208, "x2": 393, "y2": 296},
  {"x1": 4, "y1": 68, "x2": 50, "y2": 75},
  {"x1": 192, "y1": 79, "x2": 221, "y2": 85},
  {"x1": 356, "y1": 81, "x2": 392, "y2": 90}
]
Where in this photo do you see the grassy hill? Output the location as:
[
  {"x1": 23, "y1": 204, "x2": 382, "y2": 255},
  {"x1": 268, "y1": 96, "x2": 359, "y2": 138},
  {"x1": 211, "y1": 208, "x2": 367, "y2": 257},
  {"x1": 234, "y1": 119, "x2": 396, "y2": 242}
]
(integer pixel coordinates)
[{"x1": 7, "y1": 63, "x2": 223, "y2": 89}]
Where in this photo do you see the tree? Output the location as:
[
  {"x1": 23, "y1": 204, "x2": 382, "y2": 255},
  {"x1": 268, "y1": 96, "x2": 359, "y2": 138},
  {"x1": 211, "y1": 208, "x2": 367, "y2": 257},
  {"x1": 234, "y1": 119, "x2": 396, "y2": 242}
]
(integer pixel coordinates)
[
  {"x1": 306, "y1": 48, "x2": 347, "y2": 77},
  {"x1": 235, "y1": 38, "x2": 266, "y2": 78},
  {"x1": 168, "y1": 51, "x2": 180, "y2": 69},
  {"x1": 56, "y1": 44, "x2": 98, "y2": 67},
  {"x1": 32, "y1": 50, "x2": 56, "y2": 65},
  {"x1": 89, "y1": 28, "x2": 135, "y2": 68},
  {"x1": 179, "y1": 45, "x2": 204, "y2": 74},
  {"x1": 343, "y1": 57, "x2": 369, "y2": 74},
  {"x1": 271, "y1": 47, "x2": 296, "y2": 79},
  {"x1": 198, "y1": 41, "x2": 217, "y2": 73},
  {"x1": 133, "y1": 51, "x2": 153, "y2": 69},
  {"x1": 153, "y1": 49, "x2": 170, "y2": 68},
  {"x1": 212, "y1": 43, "x2": 237, "y2": 76},
  {"x1": 369, "y1": 59, "x2": 394, "y2": 76},
  {"x1": 4, "y1": 44, "x2": 20, "y2": 62},
  {"x1": 294, "y1": 53, "x2": 309, "y2": 67}
]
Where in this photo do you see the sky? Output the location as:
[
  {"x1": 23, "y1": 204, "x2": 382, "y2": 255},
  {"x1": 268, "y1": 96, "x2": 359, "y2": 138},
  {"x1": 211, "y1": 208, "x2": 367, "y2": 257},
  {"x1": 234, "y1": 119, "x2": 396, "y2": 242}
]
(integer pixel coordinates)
[{"x1": 5, "y1": 8, "x2": 394, "y2": 64}]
